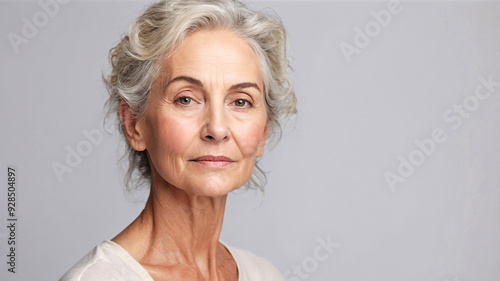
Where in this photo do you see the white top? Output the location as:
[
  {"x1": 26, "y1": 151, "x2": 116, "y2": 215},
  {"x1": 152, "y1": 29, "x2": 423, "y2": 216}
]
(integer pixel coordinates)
[{"x1": 60, "y1": 240, "x2": 284, "y2": 281}]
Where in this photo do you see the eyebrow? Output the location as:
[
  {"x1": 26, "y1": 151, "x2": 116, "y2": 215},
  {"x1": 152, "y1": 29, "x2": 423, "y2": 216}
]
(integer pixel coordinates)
[
  {"x1": 229, "y1": 82, "x2": 261, "y2": 93},
  {"x1": 165, "y1": 75, "x2": 261, "y2": 93},
  {"x1": 166, "y1": 76, "x2": 203, "y2": 89}
]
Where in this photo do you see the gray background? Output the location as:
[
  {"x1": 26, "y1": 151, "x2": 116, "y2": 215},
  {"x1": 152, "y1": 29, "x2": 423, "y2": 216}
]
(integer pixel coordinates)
[{"x1": 1, "y1": 0, "x2": 499, "y2": 280}]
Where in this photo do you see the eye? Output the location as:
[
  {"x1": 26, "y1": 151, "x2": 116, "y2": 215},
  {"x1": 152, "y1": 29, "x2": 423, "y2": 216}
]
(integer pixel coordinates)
[
  {"x1": 234, "y1": 99, "x2": 252, "y2": 108},
  {"x1": 177, "y1": 96, "x2": 192, "y2": 105}
]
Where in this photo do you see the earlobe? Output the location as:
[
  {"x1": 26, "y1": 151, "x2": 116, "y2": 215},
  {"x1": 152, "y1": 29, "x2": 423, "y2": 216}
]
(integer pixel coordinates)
[
  {"x1": 256, "y1": 125, "x2": 269, "y2": 157},
  {"x1": 119, "y1": 102, "x2": 147, "y2": 151}
]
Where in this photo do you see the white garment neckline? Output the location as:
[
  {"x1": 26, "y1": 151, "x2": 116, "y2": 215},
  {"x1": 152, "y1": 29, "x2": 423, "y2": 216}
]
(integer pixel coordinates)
[{"x1": 101, "y1": 240, "x2": 242, "y2": 281}]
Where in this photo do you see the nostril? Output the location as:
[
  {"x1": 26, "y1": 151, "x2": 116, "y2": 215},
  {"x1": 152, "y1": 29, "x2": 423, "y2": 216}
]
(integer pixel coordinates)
[{"x1": 206, "y1": 135, "x2": 214, "y2": 140}]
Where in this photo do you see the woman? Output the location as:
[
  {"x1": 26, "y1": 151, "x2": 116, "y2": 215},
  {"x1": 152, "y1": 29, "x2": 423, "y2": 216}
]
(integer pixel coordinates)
[{"x1": 61, "y1": 0, "x2": 296, "y2": 280}]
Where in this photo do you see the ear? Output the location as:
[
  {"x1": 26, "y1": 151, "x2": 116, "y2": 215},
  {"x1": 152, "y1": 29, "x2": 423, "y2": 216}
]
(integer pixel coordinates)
[
  {"x1": 119, "y1": 102, "x2": 147, "y2": 151},
  {"x1": 256, "y1": 125, "x2": 269, "y2": 158}
]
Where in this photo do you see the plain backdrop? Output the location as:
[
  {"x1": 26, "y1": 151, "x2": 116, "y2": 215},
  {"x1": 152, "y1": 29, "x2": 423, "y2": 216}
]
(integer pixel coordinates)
[{"x1": 0, "y1": 1, "x2": 499, "y2": 281}]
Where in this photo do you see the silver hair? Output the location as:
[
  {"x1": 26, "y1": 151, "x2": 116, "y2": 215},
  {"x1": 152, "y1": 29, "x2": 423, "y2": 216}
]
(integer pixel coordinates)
[{"x1": 104, "y1": 0, "x2": 296, "y2": 192}]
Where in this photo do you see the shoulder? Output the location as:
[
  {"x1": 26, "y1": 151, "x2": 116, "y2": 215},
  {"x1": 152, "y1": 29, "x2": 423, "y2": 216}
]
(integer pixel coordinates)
[
  {"x1": 59, "y1": 240, "x2": 153, "y2": 281},
  {"x1": 223, "y1": 243, "x2": 284, "y2": 281}
]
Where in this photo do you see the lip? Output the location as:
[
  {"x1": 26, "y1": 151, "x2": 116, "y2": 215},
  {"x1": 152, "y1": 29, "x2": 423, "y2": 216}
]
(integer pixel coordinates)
[{"x1": 190, "y1": 155, "x2": 235, "y2": 167}]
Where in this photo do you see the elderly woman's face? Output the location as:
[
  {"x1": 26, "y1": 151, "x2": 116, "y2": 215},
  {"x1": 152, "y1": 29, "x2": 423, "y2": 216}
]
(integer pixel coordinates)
[{"x1": 134, "y1": 29, "x2": 268, "y2": 196}]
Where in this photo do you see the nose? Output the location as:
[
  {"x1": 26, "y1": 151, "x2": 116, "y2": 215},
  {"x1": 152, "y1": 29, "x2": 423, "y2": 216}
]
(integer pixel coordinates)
[{"x1": 201, "y1": 103, "x2": 230, "y2": 143}]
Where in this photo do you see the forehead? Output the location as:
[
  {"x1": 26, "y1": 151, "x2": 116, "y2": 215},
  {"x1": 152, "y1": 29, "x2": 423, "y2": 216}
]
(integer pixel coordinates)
[{"x1": 161, "y1": 29, "x2": 263, "y2": 89}]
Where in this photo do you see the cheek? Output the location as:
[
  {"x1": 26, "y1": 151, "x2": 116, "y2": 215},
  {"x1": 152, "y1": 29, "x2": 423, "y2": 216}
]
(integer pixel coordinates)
[
  {"x1": 235, "y1": 122, "x2": 267, "y2": 157},
  {"x1": 153, "y1": 115, "x2": 196, "y2": 158}
]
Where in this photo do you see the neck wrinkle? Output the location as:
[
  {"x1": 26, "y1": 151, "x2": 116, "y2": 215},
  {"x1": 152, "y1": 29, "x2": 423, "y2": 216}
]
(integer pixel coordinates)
[{"x1": 138, "y1": 178, "x2": 229, "y2": 280}]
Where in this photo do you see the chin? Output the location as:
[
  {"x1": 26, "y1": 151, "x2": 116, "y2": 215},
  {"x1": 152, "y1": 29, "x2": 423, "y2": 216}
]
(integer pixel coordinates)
[
  {"x1": 151, "y1": 164, "x2": 253, "y2": 197},
  {"x1": 185, "y1": 178, "x2": 244, "y2": 197}
]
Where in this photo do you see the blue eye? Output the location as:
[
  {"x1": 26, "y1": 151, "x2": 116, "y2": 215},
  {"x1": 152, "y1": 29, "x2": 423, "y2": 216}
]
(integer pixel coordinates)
[
  {"x1": 178, "y1": 97, "x2": 192, "y2": 105},
  {"x1": 234, "y1": 99, "x2": 251, "y2": 107}
]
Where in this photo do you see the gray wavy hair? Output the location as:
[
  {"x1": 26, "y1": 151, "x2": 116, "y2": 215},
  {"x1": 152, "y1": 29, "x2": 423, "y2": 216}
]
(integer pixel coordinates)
[{"x1": 104, "y1": 0, "x2": 296, "y2": 192}]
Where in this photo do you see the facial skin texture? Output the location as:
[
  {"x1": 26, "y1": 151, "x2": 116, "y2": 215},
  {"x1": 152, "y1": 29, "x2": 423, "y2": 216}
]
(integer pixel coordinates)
[
  {"x1": 114, "y1": 29, "x2": 268, "y2": 280},
  {"x1": 129, "y1": 28, "x2": 268, "y2": 197}
]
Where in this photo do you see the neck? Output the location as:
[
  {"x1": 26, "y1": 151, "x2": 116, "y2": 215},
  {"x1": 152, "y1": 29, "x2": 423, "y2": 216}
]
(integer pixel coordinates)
[{"x1": 113, "y1": 178, "x2": 231, "y2": 280}]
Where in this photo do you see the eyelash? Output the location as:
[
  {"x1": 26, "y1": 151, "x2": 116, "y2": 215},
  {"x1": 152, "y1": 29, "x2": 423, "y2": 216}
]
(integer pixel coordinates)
[
  {"x1": 175, "y1": 96, "x2": 193, "y2": 105},
  {"x1": 233, "y1": 98, "x2": 253, "y2": 108},
  {"x1": 174, "y1": 96, "x2": 253, "y2": 108}
]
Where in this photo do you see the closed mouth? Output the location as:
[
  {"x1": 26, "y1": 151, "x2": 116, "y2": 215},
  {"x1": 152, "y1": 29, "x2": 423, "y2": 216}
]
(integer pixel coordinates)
[{"x1": 190, "y1": 155, "x2": 235, "y2": 167}]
